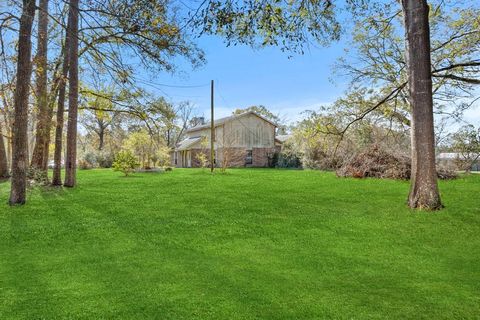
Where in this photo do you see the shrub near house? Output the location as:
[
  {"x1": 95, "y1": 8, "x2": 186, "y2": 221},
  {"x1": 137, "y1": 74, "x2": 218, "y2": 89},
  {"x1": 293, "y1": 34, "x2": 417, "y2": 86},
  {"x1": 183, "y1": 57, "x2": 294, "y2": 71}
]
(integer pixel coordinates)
[{"x1": 113, "y1": 150, "x2": 140, "y2": 176}]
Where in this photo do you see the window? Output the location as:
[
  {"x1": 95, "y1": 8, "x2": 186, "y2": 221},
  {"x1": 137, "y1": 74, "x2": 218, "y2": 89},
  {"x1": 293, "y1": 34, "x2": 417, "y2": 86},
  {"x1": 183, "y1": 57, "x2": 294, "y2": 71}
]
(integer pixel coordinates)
[{"x1": 245, "y1": 150, "x2": 253, "y2": 165}]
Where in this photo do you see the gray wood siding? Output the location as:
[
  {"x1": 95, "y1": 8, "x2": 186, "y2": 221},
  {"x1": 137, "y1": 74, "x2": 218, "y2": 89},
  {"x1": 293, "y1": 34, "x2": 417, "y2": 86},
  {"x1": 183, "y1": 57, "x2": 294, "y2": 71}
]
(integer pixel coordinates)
[{"x1": 186, "y1": 113, "x2": 275, "y2": 149}]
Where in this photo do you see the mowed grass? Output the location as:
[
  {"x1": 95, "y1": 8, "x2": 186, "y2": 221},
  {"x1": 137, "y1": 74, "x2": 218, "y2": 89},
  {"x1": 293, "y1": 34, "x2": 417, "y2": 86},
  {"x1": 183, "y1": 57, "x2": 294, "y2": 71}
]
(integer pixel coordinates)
[{"x1": 0, "y1": 169, "x2": 479, "y2": 319}]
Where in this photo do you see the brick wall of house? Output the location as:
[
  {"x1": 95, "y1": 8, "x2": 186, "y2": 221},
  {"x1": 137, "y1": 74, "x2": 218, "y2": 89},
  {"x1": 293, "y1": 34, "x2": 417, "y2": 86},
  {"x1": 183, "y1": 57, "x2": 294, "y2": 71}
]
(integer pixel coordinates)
[
  {"x1": 253, "y1": 147, "x2": 275, "y2": 167},
  {"x1": 214, "y1": 147, "x2": 244, "y2": 167},
  {"x1": 183, "y1": 147, "x2": 274, "y2": 168},
  {"x1": 190, "y1": 147, "x2": 248, "y2": 168}
]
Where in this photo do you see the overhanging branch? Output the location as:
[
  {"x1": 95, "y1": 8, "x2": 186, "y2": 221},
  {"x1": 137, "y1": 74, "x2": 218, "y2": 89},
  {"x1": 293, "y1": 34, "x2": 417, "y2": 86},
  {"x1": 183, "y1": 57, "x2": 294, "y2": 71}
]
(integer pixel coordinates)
[{"x1": 433, "y1": 74, "x2": 480, "y2": 85}]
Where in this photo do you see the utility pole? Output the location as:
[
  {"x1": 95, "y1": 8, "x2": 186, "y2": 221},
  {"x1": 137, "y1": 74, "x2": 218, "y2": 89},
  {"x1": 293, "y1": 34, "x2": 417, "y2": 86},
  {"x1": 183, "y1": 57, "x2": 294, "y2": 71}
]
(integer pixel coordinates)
[{"x1": 210, "y1": 80, "x2": 215, "y2": 173}]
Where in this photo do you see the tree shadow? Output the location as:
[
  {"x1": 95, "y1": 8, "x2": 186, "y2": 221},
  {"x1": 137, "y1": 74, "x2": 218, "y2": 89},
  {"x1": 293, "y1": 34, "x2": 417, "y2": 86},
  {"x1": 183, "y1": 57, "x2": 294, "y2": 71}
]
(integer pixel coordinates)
[
  {"x1": 119, "y1": 174, "x2": 145, "y2": 179},
  {"x1": 37, "y1": 185, "x2": 69, "y2": 201}
]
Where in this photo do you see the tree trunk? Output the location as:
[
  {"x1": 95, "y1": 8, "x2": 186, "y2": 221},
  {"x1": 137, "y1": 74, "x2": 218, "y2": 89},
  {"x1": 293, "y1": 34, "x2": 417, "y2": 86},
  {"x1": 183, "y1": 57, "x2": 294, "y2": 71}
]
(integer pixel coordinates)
[
  {"x1": 30, "y1": 0, "x2": 49, "y2": 180},
  {"x1": 0, "y1": 86, "x2": 12, "y2": 171},
  {"x1": 5, "y1": 114, "x2": 12, "y2": 172},
  {"x1": 52, "y1": 22, "x2": 72, "y2": 186},
  {"x1": 0, "y1": 122, "x2": 9, "y2": 178},
  {"x1": 402, "y1": 0, "x2": 442, "y2": 210},
  {"x1": 40, "y1": 91, "x2": 58, "y2": 172},
  {"x1": 98, "y1": 127, "x2": 105, "y2": 151},
  {"x1": 9, "y1": 0, "x2": 36, "y2": 205},
  {"x1": 64, "y1": 0, "x2": 79, "y2": 187},
  {"x1": 42, "y1": 57, "x2": 64, "y2": 173}
]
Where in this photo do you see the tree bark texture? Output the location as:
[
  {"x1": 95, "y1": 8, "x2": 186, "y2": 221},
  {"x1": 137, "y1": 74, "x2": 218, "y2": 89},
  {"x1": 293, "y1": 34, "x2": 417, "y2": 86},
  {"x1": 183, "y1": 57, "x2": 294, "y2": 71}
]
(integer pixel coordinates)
[
  {"x1": 9, "y1": 0, "x2": 36, "y2": 205},
  {"x1": 0, "y1": 122, "x2": 9, "y2": 178},
  {"x1": 52, "y1": 21, "x2": 71, "y2": 186},
  {"x1": 64, "y1": 0, "x2": 79, "y2": 187},
  {"x1": 402, "y1": 0, "x2": 442, "y2": 210},
  {"x1": 0, "y1": 87, "x2": 12, "y2": 171},
  {"x1": 98, "y1": 126, "x2": 104, "y2": 151},
  {"x1": 30, "y1": 0, "x2": 49, "y2": 179}
]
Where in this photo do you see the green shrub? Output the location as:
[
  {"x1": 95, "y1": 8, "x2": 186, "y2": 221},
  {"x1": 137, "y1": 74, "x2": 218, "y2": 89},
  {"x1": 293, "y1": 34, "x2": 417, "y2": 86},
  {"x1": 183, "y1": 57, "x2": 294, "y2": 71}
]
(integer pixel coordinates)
[
  {"x1": 276, "y1": 152, "x2": 302, "y2": 168},
  {"x1": 195, "y1": 152, "x2": 208, "y2": 169},
  {"x1": 82, "y1": 152, "x2": 97, "y2": 168},
  {"x1": 113, "y1": 150, "x2": 140, "y2": 176},
  {"x1": 79, "y1": 152, "x2": 96, "y2": 170},
  {"x1": 79, "y1": 159, "x2": 94, "y2": 170},
  {"x1": 96, "y1": 151, "x2": 114, "y2": 168},
  {"x1": 156, "y1": 146, "x2": 171, "y2": 168},
  {"x1": 79, "y1": 151, "x2": 113, "y2": 169},
  {"x1": 26, "y1": 168, "x2": 49, "y2": 186}
]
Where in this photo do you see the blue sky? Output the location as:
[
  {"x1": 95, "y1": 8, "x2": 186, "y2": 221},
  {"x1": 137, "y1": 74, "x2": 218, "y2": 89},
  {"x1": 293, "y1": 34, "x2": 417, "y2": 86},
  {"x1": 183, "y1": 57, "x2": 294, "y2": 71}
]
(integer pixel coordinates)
[
  {"x1": 144, "y1": 35, "x2": 350, "y2": 124},
  {"x1": 144, "y1": 33, "x2": 480, "y2": 128}
]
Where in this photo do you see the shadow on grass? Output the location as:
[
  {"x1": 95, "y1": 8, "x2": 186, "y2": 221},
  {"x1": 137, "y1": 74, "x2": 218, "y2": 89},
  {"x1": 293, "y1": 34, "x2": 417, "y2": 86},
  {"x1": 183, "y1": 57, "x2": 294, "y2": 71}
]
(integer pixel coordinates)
[
  {"x1": 188, "y1": 170, "x2": 214, "y2": 176},
  {"x1": 37, "y1": 185, "x2": 70, "y2": 199},
  {"x1": 118, "y1": 175, "x2": 146, "y2": 179}
]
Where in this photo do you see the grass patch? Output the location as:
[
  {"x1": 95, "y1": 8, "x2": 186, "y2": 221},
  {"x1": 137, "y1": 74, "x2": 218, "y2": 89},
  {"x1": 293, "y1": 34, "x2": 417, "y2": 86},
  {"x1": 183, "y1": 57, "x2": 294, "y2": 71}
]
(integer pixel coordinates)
[{"x1": 0, "y1": 169, "x2": 479, "y2": 319}]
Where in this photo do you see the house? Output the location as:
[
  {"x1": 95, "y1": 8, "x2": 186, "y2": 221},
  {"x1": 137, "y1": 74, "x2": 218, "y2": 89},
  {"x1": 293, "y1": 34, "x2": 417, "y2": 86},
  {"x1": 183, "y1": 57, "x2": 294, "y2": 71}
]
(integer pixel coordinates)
[
  {"x1": 275, "y1": 134, "x2": 291, "y2": 149},
  {"x1": 437, "y1": 152, "x2": 480, "y2": 171},
  {"x1": 172, "y1": 111, "x2": 278, "y2": 168}
]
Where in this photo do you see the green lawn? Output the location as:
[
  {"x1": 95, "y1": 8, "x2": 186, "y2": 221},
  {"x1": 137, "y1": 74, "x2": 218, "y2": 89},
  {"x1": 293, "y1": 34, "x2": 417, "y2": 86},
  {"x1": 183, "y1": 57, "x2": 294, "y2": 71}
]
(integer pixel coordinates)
[{"x1": 0, "y1": 169, "x2": 479, "y2": 319}]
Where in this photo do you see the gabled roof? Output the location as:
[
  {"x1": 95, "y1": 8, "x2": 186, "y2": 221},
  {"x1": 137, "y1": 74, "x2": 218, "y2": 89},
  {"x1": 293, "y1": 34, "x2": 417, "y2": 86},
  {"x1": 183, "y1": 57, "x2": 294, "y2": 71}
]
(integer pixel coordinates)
[
  {"x1": 275, "y1": 134, "x2": 291, "y2": 143},
  {"x1": 186, "y1": 111, "x2": 277, "y2": 133},
  {"x1": 176, "y1": 137, "x2": 202, "y2": 151}
]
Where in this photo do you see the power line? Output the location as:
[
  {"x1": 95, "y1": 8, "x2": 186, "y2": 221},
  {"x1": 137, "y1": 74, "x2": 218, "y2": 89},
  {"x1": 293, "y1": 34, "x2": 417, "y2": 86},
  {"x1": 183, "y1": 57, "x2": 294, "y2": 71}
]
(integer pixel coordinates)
[{"x1": 216, "y1": 82, "x2": 264, "y2": 143}]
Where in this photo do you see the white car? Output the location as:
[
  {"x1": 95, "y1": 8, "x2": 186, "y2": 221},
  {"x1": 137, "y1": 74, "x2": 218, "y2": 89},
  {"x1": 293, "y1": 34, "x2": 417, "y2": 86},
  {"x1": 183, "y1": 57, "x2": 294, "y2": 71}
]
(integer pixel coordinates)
[{"x1": 48, "y1": 160, "x2": 64, "y2": 169}]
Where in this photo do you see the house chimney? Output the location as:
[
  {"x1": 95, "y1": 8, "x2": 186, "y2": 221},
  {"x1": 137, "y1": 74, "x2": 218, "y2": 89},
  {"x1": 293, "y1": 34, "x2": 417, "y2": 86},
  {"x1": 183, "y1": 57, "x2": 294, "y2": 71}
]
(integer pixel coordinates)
[{"x1": 189, "y1": 116, "x2": 206, "y2": 128}]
